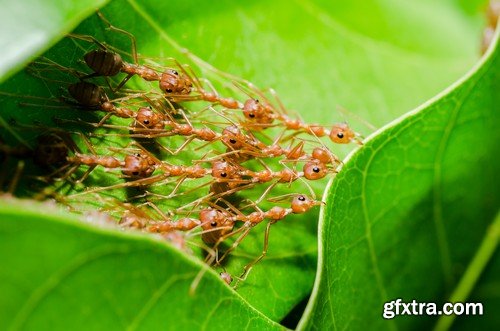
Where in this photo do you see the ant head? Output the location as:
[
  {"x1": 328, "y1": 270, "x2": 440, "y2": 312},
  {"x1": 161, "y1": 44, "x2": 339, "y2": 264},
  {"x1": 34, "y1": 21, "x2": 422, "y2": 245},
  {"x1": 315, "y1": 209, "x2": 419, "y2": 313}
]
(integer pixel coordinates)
[
  {"x1": 303, "y1": 161, "x2": 328, "y2": 180},
  {"x1": 159, "y1": 69, "x2": 193, "y2": 95},
  {"x1": 329, "y1": 123, "x2": 355, "y2": 144},
  {"x1": 242, "y1": 98, "x2": 264, "y2": 120},
  {"x1": 221, "y1": 126, "x2": 244, "y2": 149},
  {"x1": 291, "y1": 195, "x2": 318, "y2": 214},
  {"x1": 68, "y1": 81, "x2": 105, "y2": 107},
  {"x1": 122, "y1": 153, "x2": 155, "y2": 178},
  {"x1": 199, "y1": 208, "x2": 234, "y2": 244},
  {"x1": 211, "y1": 161, "x2": 236, "y2": 180},
  {"x1": 135, "y1": 107, "x2": 163, "y2": 129}
]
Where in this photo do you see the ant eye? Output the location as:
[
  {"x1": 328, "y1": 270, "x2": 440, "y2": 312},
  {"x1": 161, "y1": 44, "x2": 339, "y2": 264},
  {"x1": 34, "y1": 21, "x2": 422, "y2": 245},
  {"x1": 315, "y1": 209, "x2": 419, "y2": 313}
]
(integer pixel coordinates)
[
  {"x1": 298, "y1": 195, "x2": 306, "y2": 201},
  {"x1": 255, "y1": 99, "x2": 260, "y2": 103},
  {"x1": 210, "y1": 221, "x2": 217, "y2": 227},
  {"x1": 166, "y1": 88, "x2": 173, "y2": 93},
  {"x1": 143, "y1": 120, "x2": 150, "y2": 124},
  {"x1": 229, "y1": 139, "x2": 237, "y2": 144},
  {"x1": 132, "y1": 171, "x2": 139, "y2": 176},
  {"x1": 221, "y1": 172, "x2": 227, "y2": 178},
  {"x1": 173, "y1": 70, "x2": 179, "y2": 75},
  {"x1": 135, "y1": 153, "x2": 141, "y2": 157},
  {"x1": 337, "y1": 132, "x2": 344, "y2": 139},
  {"x1": 148, "y1": 106, "x2": 152, "y2": 109},
  {"x1": 249, "y1": 113, "x2": 255, "y2": 118},
  {"x1": 313, "y1": 167, "x2": 320, "y2": 173}
]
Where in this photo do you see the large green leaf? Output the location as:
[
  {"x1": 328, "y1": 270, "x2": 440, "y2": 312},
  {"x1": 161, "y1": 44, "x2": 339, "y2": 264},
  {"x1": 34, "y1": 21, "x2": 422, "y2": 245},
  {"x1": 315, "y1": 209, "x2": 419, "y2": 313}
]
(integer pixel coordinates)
[
  {"x1": 0, "y1": 199, "x2": 282, "y2": 331},
  {"x1": 0, "y1": 0, "x2": 491, "y2": 328},
  {"x1": 0, "y1": 0, "x2": 110, "y2": 83},
  {"x1": 298, "y1": 27, "x2": 499, "y2": 330}
]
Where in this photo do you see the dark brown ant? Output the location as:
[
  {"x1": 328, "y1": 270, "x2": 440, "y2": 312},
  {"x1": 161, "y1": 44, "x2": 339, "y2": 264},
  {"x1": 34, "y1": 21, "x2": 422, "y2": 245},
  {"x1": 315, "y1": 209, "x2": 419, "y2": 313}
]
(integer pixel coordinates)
[
  {"x1": 0, "y1": 132, "x2": 72, "y2": 169},
  {"x1": 232, "y1": 83, "x2": 364, "y2": 144},
  {"x1": 160, "y1": 64, "x2": 244, "y2": 109}
]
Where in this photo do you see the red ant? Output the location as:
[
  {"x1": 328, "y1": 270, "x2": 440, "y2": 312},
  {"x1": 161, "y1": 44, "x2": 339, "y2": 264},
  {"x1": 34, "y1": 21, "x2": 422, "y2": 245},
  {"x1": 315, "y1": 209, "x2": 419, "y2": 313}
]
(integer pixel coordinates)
[
  {"x1": 245, "y1": 100, "x2": 363, "y2": 144},
  {"x1": 201, "y1": 194, "x2": 322, "y2": 286},
  {"x1": 69, "y1": 13, "x2": 193, "y2": 94}
]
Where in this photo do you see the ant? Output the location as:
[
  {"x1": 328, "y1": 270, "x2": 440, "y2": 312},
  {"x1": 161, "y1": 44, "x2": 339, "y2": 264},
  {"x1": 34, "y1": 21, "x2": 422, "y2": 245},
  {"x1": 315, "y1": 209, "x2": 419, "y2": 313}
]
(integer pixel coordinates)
[
  {"x1": 69, "y1": 13, "x2": 193, "y2": 94},
  {"x1": 201, "y1": 194, "x2": 322, "y2": 287}
]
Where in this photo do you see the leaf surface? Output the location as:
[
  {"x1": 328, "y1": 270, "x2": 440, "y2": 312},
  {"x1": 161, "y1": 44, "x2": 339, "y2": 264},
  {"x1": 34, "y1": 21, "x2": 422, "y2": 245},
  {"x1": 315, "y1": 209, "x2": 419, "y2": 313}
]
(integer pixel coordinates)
[
  {"x1": 0, "y1": 0, "x2": 110, "y2": 82},
  {"x1": 298, "y1": 28, "x2": 499, "y2": 330},
  {"x1": 0, "y1": 199, "x2": 283, "y2": 331}
]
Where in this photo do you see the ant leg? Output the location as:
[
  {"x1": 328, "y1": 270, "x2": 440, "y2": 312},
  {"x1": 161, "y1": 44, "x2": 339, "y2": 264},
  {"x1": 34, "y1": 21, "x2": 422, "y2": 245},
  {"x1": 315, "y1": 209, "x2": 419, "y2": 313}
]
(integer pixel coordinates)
[
  {"x1": 49, "y1": 164, "x2": 80, "y2": 183},
  {"x1": 96, "y1": 113, "x2": 114, "y2": 127},
  {"x1": 215, "y1": 224, "x2": 253, "y2": 265},
  {"x1": 267, "y1": 87, "x2": 288, "y2": 114},
  {"x1": 254, "y1": 182, "x2": 278, "y2": 205},
  {"x1": 180, "y1": 49, "x2": 247, "y2": 84},
  {"x1": 165, "y1": 175, "x2": 188, "y2": 198},
  {"x1": 96, "y1": 12, "x2": 138, "y2": 64},
  {"x1": 7, "y1": 160, "x2": 25, "y2": 194},
  {"x1": 209, "y1": 182, "x2": 256, "y2": 201},
  {"x1": 66, "y1": 173, "x2": 170, "y2": 198},
  {"x1": 67, "y1": 33, "x2": 108, "y2": 49},
  {"x1": 72, "y1": 132, "x2": 97, "y2": 155},
  {"x1": 30, "y1": 57, "x2": 87, "y2": 80},
  {"x1": 157, "y1": 136, "x2": 196, "y2": 156},
  {"x1": 113, "y1": 73, "x2": 135, "y2": 92},
  {"x1": 188, "y1": 242, "x2": 218, "y2": 296},
  {"x1": 234, "y1": 221, "x2": 274, "y2": 288},
  {"x1": 198, "y1": 77, "x2": 220, "y2": 96},
  {"x1": 73, "y1": 165, "x2": 97, "y2": 184},
  {"x1": 140, "y1": 200, "x2": 172, "y2": 220},
  {"x1": 179, "y1": 63, "x2": 206, "y2": 93},
  {"x1": 173, "y1": 190, "x2": 215, "y2": 214}
]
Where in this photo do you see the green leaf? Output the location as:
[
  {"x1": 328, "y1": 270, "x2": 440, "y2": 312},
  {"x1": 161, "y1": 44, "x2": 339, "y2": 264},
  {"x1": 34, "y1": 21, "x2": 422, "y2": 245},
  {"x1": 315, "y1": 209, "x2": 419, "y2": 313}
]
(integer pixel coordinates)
[
  {"x1": 0, "y1": 0, "x2": 110, "y2": 83},
  {"x1": 0, "y1": 198, "x2": 283, "y2": 331},
  {"x1": 0, "y1": 0, "x2": 491, "y2": 328},
  {"x1": 298, "y1": 28, "x2": 499, "y2": 330}
]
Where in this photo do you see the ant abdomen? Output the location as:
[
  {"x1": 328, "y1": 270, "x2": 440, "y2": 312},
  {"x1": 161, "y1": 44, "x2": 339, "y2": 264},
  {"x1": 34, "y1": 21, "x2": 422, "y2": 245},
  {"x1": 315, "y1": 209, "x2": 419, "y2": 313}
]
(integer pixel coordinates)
[
  {"x1": 68, "y1": 81, "x2": 106, "y2": 108},
  {"x1": 84, "y1": 49, "x2": 123, "y2": 76}
]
